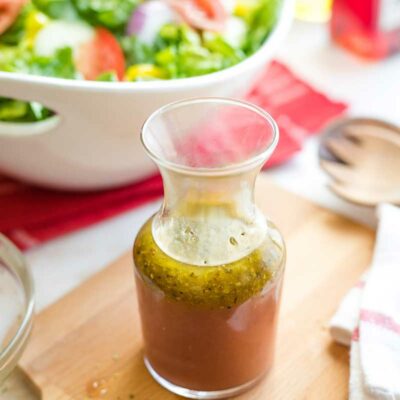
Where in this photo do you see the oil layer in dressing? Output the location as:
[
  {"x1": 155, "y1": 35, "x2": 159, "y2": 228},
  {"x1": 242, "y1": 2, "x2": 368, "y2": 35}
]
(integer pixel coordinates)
[{"x1": 152, "y1": 200, "x2": 267, "y2": 267}]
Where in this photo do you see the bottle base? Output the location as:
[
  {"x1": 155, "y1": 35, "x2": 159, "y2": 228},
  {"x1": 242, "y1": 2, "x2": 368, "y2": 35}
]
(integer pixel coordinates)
[{"x1": 144, "y1": 357, "x2": 264, "y2": 399}]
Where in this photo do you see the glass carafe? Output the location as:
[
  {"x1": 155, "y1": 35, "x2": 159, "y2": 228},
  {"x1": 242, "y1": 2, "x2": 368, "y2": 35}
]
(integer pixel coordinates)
[{"x1": 133, "y1": 98, "x2": 285, "y2": 399}]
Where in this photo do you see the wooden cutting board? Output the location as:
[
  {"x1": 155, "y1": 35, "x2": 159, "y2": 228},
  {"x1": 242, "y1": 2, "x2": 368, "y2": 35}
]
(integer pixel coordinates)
[{"x1": 19, "y1": 178, "x2": 375, "y2": 400}]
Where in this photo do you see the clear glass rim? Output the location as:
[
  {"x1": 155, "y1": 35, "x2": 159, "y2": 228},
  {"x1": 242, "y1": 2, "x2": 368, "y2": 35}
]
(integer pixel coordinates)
[
  {"x1": 0, "y1": 235, "x2": 35, "y2": 381},
  {"x1": 141, "y1": 97, "x2": 279, "y2": 176}
]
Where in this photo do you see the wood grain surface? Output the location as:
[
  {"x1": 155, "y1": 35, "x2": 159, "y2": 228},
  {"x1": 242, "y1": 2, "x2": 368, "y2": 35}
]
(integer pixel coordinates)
[{"x1": 18, "y1": 178, "x2": 375, "y2": 399}]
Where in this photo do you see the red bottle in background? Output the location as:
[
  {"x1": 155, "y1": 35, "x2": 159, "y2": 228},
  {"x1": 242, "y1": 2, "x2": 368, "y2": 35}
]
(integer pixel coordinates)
[{"x1": 331, "y1": 0, "x2": 400, "y2": 59}]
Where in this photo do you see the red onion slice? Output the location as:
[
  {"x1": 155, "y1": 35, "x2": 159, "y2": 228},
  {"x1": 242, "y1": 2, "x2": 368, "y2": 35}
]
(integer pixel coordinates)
[{"x1": 126, "y1": 1, "x2": 178, "y2": 44}]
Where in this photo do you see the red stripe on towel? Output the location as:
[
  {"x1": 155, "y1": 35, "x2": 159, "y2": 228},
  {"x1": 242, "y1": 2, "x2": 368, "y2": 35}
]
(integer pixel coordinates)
[
  {"x1": 352, "y1": 327, "x2": 360, "y2": 342},
  {"x1": 360, "y1": 310, "x2": 400, "y2": 335},
  {"x1": 355, "y1": 281, "x2": 366, "y2": 289}
]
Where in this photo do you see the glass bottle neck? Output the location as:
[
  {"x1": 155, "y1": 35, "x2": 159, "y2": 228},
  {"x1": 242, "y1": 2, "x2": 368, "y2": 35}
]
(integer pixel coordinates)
[{"x1": 152, "y1": 167, "x2": 267, "y2": 266}]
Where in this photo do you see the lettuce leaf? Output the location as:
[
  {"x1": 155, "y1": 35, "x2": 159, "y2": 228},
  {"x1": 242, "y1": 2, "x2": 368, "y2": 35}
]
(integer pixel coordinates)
[
  {"x1": 0, "y1": 98, "x2": 29, "y2": 121},
  {"x1": 120, "y1": 35, "x2": 155, "y2": 65},
  {"x1": 0, "y1": 98, "x2": 53, "y2": 122},
  {"x1": 0, "y1": 46, "x2": 75, "y2": 122},
  {"x1": 243, "y1": 0, "x2": 282, "y2": 54},
  {"x1": 11, "y1": 47, "x2": 77, "y2": 78},
  {"x1": 32, "y1": 0, "x2": 78, "y2": 20},
  {"x1": 72, "y1": 0, "x2": 139, "y2": 31},
  {"x1": 152, "y1": 24, "x2": 243, "y2": 78},
  {"x1": 96, "y1": 71, "x2": 118, "y2": 81}
]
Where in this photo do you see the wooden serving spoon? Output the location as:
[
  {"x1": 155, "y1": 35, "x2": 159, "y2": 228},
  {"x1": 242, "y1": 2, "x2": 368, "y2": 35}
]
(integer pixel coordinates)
[{"x1": 320, "y1": 124, "x2": 400, "y2": 206}]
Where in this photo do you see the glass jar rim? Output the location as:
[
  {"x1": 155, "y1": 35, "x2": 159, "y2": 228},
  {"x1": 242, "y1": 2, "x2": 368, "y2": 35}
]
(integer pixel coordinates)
[
  {"x1": 141, "y1": 97, "x2": 279, "y2": 177},
  {"x1": 0, "y1": 235, "x2": 35, "y2": 382}
]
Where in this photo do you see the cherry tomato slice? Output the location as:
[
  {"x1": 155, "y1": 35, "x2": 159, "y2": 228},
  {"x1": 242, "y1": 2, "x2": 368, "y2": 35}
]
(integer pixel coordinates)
[
  {"x1": 76, "y1": 28, "x2": 125, "y2": 81},
  {"x1": 0, "y1": 0, "x2": 26, "y2": 35},
  {"x1": 194, "y1": 0, "x2": 227, "y2": 19},
  {"x1": 169, "y1": 0, "x2": 228, "y2": 32}
]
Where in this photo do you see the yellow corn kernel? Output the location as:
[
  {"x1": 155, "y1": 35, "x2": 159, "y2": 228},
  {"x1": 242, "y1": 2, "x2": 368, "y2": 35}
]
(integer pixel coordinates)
[
  {"x1": 234, "y1": 0, "x2": 258, "y2": 18},
  {"x1": 125, "y1": 64, "x2": 167, "y2": 81},
  {"x1": 26, "y1": 11, "x2": 49, "y2": 40}
]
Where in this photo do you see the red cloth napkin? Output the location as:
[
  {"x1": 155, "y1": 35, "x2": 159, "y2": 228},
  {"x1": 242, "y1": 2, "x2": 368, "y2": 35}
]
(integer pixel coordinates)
[
  {"x1": 0, "y1": 61, "x2": 347, "y2": 250},
  {"x1": 254, "y1": 61, "x2": 347, "y2": 166}
]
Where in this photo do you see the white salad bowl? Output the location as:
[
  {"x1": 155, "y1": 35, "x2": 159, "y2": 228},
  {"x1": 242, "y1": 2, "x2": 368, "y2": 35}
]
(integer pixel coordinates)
[{"x1": 0, "y1": 0, "x2": 293, "y2": 190}]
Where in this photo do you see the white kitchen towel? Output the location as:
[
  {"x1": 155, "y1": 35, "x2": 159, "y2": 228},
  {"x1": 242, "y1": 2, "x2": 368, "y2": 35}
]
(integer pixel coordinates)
[
  {"x1": 330, "y1": 272, "x2": 368, "y2": 346},
  {"x1": 349, "y1": 328, "x2": 375, "y2": 400},
  {"x1": 359, "y1": 204, "x2": 400, "y2": 399},
  {"x1": 330, "y1": 204, "x2": 400, "y2": 400}
]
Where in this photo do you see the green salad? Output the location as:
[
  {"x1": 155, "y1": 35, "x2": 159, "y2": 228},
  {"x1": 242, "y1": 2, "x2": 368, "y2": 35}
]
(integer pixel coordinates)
[{"x1": 0, "y1": 0, "x2": 282, "y2": 122}]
